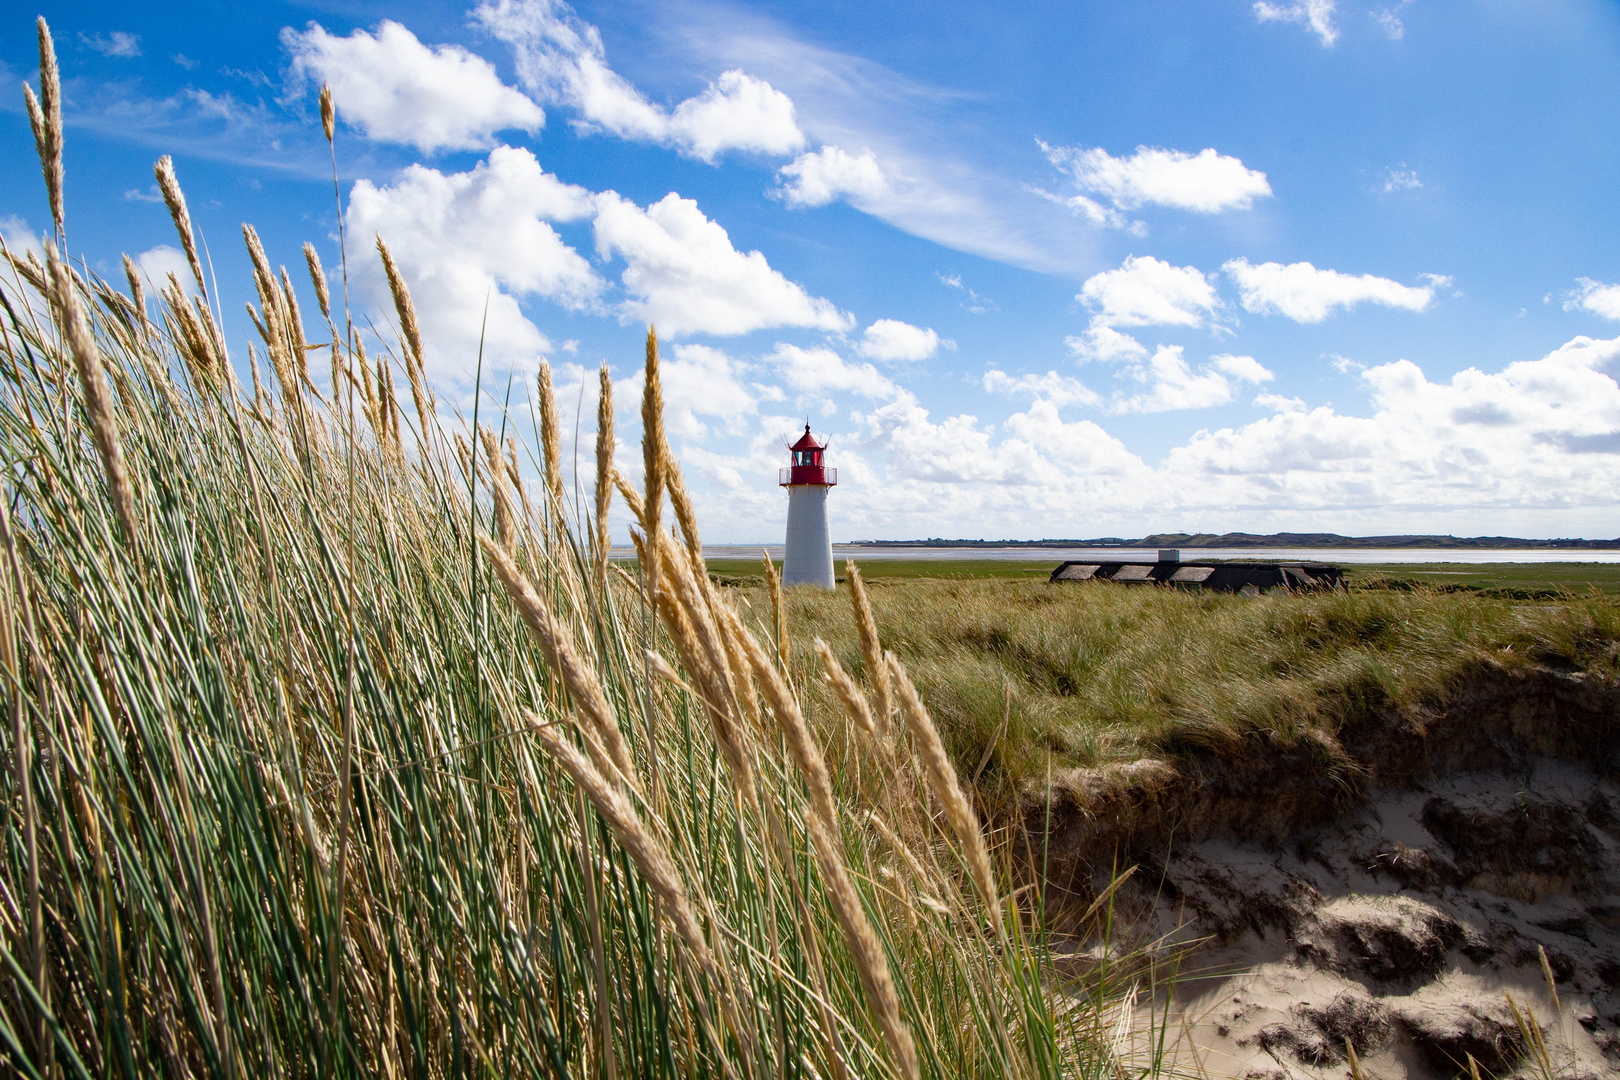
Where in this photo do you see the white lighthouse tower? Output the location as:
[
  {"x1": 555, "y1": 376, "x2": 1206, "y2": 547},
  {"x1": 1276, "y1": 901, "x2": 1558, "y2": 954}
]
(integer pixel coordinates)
[{"x1": 780, "y1": 424, "x2": 837, "y2": 588}]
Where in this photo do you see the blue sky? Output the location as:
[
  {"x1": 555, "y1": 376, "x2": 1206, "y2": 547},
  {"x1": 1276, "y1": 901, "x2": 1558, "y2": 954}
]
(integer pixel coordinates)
[{"x1": 5, "y1": 0, "x2": 1620, "y2": 541}]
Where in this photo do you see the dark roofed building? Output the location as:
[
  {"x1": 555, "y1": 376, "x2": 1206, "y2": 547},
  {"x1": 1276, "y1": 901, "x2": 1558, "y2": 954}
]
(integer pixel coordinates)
[{"x1": 1050, "y1": 551, "x2": 1343, "y2": 594}]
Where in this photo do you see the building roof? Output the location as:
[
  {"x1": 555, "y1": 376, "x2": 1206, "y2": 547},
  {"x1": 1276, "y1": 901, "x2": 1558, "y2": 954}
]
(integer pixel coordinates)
[
  {"x1": 1049, "y1": 560, "x2": 1344, "y2": 593},
  {"x1": 789, "y1": 424, "x2": 825, "y2": 452}
]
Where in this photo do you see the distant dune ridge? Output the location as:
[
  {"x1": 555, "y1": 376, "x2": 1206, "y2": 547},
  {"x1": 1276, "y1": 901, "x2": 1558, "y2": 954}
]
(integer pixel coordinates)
[{"x1": 854, "y1": 531, "x2": 1620, "y2": 549}]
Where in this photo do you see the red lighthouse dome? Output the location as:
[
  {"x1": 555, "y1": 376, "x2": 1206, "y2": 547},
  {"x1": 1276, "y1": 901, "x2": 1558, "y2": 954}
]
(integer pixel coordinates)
[{"x1": 780, "y1": 424, "x2": 838, "y2": 487}]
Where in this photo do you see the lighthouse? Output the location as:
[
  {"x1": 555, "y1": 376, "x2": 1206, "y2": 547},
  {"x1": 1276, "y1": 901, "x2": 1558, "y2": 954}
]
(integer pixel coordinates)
[{"x1": 780, "y1": 424, "x2": 837, "y2": 588}]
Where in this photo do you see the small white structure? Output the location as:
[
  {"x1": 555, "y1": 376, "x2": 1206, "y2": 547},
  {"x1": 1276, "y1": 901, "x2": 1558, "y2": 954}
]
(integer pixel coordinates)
[{"x1": 780, "y1": 424, "x2": 837, "y2": 588}]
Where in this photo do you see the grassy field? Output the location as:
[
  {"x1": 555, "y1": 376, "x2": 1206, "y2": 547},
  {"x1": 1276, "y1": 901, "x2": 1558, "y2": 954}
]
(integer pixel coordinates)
[{"x1": 745, "y1": 573, "x2": 1620, "y2": 815}]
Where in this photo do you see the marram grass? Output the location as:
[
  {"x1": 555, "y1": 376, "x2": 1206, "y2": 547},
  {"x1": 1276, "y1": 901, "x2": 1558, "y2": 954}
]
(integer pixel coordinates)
[{"x1": 0, "y1": 17, "x2": 1154, "y2": 1079}]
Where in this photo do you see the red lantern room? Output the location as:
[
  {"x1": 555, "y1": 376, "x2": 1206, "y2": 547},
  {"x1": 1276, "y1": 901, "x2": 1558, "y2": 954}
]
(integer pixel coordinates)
[{"x1": 780, "y1": 424, "x2": 838, "y2": 487}]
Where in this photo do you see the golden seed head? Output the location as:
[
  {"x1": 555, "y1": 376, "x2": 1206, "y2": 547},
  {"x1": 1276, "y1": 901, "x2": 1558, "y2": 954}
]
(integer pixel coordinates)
[
  {"x1": 154, "y1": 156, "x2": 207, "y2": 298},
  {"x1": 302, "y1": 242, "x2": 331, "y2": 322},
  {"x1": 319, "y1": 83, "x2": 335, "y2": 143},
  {"x1": 33, "y1": 18, "x2": 64, "y2": 242},
  {"x1": 593, "y1": 363, "x2": 615, "y2": 583}
]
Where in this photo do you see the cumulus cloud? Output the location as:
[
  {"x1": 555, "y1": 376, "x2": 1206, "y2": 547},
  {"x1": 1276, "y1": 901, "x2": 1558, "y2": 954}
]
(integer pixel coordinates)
[
  {"x1": 1223, "y1": 258, "x2": 1435, "y2": 322},
  {"x1": 594, "y1": 192, "x2": 852, "y2": 337},
  {"x1": 81, "y1": 31, "x2": 141, "y2": 58},
  {"x1": 346, "y1": 146, "x2": 602, "y2": 373},
  {"x1": 1109, "y1": 346, "x2": 1274, "y2": 414},
  {"x1": 1165, "y1": 335, "x2": 1620, "y2": 516},
  {"x1": 769, "y1": 343, "x2": 897, "y2": 400},
  {"x1": 617, "y1": 331, "x2": 1620, "y2": 541},
  {"x1": 1065, "y1": 326, "x2": 1150, "y2": 363},
  {"x1": 983, "y1": 369, "x2": 1100, "y2": 409},
  {"x1": 774, "y1": 145, "x2": 888, "y2": 208},
  {"x1": 854, "y1": 319, "x2": 947, "y2": 362},
  {"x1": 1565, "y1": 279, "x2": 1620, "y2": 321},
  {"x1": 283, "y1": 21, "x2": 544, "y2": 153},
  {"x1": 1253, "y1": 0, "x2": 1339, "y2": 46},
  {"x1": 1041, "y1": 141, "x2": 1272, "y2": 214},
  {"x1": 135, "y1": 245, "x2": 199, "y2": 296},
  {"x1": 1080, "y1": 255, "x2": 1223, "y2": 330},
  {"x1": 658, "y1": 344, "x2": 758, "y2": 439},
  {"x1": 474, "y1": 0, "x2": 804, "y2": 161},
  {"x1": 0, "y1": 215, "x2": 43, "y2": 262}
]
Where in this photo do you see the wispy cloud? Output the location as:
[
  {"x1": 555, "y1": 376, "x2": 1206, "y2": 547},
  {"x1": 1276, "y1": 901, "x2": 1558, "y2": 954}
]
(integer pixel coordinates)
[
  {"x1": 80, "y1": 31, "x2": 140, "y2": 58},
  {"x1": 1380, "y1": 164, "x2": 1422, "y2": 192}
]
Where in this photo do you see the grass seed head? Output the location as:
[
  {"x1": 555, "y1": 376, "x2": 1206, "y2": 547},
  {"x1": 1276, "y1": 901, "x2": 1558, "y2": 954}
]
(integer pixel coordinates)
[
  {"x1": 640, "y1": 327, "x2": 664, "y2": 594},
  {"x1": 47, "y1": 246, "x2": 137, "y2": 545},
  {"x1": 887, "y1": 651, "x2": 998, "y2": 911},
  {"x1": 375, "y1": 236, "x2": 423, "y2": 372},
  {"x1": 303, "y1": 242, "x2": 332, "y2": 323},
  {"x1": 121, "y1": 254, "x2": 146, "y2": 329},
  {"x1": 32, "y1": 18, "x2": 64, "y2": 242},
  {"x1": 594, "y1": 363, "x2": 614, "y2": 583},
  {"x1": 318, "y1": 82, "x2": 335, "y2": 143},
  {"x1": 155, "y1": 156, "x2": 207, "y2": 298},
  {"x1": 815, "y1": 638, "x2": 876, "y2": 735},
  {"x1": 537, "y1": 359, "x2": 565, "y2": 522},
  {"x1": 848, "y1": 562, "x2": 891, "y2": 729},
  {"x1": 532, "y1": 717, "x2": 713, "y2": 975}
]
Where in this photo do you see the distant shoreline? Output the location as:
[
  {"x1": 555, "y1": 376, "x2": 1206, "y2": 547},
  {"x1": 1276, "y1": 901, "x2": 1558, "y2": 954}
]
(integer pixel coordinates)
[{"x1": 847, "y1": 532, "x2": 1620, "y2": 550}]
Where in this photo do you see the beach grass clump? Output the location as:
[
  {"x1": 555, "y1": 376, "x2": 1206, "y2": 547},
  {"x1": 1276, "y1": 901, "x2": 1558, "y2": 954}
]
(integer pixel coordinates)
[
  {"x1": 769, "y1": 573, "x2": 1620, "y2": 811},
  {"x1": 0, "y1": 17, "x2": 1154, "y2": 1078}
]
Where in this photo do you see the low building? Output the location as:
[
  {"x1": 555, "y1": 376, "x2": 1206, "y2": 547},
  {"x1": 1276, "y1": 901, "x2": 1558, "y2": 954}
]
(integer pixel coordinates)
[{"x1": 1049, "y1": 549, "x2": 1343, "y2": 594}]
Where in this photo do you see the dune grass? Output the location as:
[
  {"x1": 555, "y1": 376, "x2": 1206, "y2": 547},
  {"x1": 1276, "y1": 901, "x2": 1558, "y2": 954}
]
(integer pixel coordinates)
[
  {"x1": 766, "y1": 576, "x2": 1620, "y2": 813},
  {"x1": 0, "y1": 18, "x2": 1178, "y2": 1079}
]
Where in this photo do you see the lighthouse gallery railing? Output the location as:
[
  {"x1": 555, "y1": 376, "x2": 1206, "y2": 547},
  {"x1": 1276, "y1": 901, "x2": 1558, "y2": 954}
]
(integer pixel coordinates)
[{"x1": 779, "y1": 466, "x2": 837, "y2": 486}]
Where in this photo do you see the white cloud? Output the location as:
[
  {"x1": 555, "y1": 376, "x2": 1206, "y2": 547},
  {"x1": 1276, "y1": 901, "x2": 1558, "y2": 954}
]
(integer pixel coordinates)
[
  {"x1": 620, "y1": 332, "x2": 1620, "y2": 542},
  {"x1": 659, "y1": 344, "x2": 758, "y2": 439},
  {"x1": 1079, "y1": 255, "x2": 1223, "y2": 330},
  {"x1": 983, "y1": 369, "x2": 1100, "y2": 409},
  {"x1": 1029, "y1": 184, "x2": 1144, "y2": 234},
  {"x1": 1253, "y1": 1, "x2": 1339, "y2": 46},
  {"x1": 593, "y1": 191, "x2": 852, "y2": 337},
  {"x1": 1381, "y1": 165, "x2": 1422, "y2": 192},
  {"x1": 668, "y1": 70, "x2": 806, "y2": 161},
  {"x1": 81, "y1": 31, "x2": 141, "y2": 58},
  {"x1": 1373, "y1": 1, "x2": 1412, "y2": 40},
  {"x1": 1110, "y1": 346, "x2": 1273, "y2": 414},
  {"x1": 1209, "y1": 353, "x2": 1276, "y2": 384},
  {"x1": 774, "y1": 145, "x2": 888, "y2": 208},
  {"x1": 769, "y1": 343, "x2": 896, "y2": 400},
  {"x1": 1065, "y1": 326, "x2": 1149, "y2": 363},
  {"x1": 1565, "y1": 279, "x2": 1620, "y2": 321},
  {"x1": 283, "y1": 21, "x2": 544, "y2": 153},
  {"x1": 1041, "y1": 141, "x2": 1272, "y2": 214},
  {"x1": 1164, "y1": 335, "x2": 1620, "y2": 516},
  {"x1": 1223, "y1": 257, "x2": 1435, "y2": 322},
  {"x1": 0, "y1": 216, "x2": 43, "y2": 262},
  {"x1": 474, "y1": 0, "x2": 804, "y2": 161},
  {"x1": 135, "y1": 245, "x2": 199, "y2": 296},
  {"x1": 345, "y1": 146, "x2": 602, "y2": 374},
  {"x1": 938, "y1": 272, "x2": 995, "y2": 314},
  {"x1": 854, "y1": 319, "x2": 946, "y2": 362}
]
